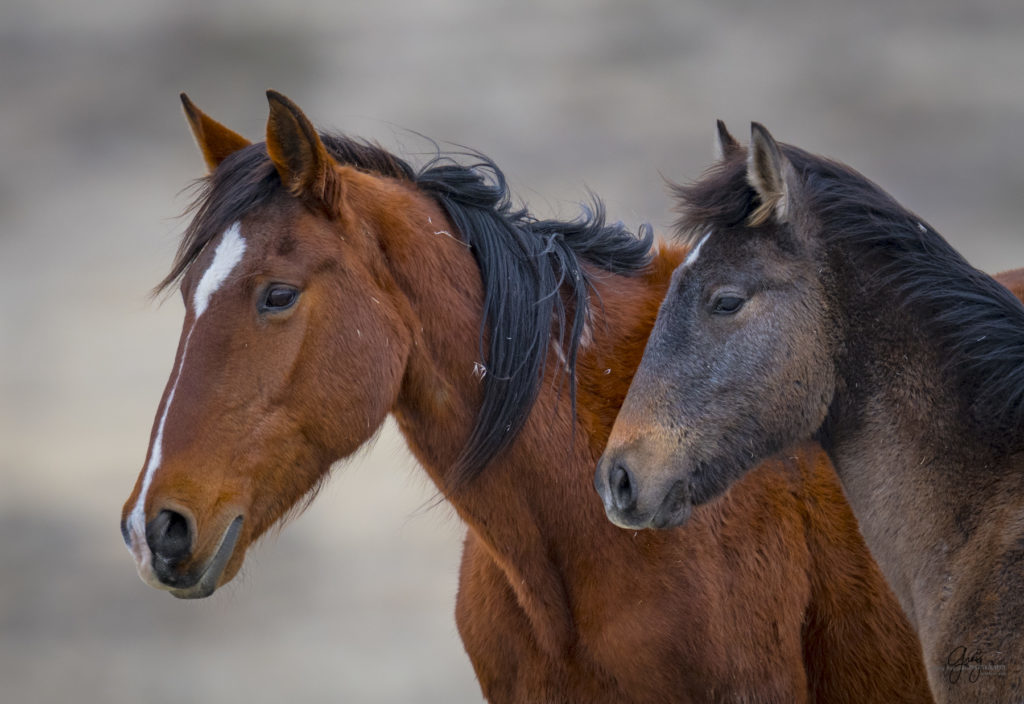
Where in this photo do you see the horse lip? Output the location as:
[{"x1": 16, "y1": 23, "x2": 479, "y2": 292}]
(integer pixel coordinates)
[
  {"x1": 651, "y1": 481, "x2": 693, "y2": 529},
  {"x1": 170, "y1": 516, "x2": 244, "y2": 600},
  {"x1": 606, "y1": 510, "x2": 651, "y2": 531}
]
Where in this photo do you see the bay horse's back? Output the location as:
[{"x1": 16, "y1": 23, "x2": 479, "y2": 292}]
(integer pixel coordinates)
[{"x1": 997, "y1": 267, "x2": 1024, "y2": 302}]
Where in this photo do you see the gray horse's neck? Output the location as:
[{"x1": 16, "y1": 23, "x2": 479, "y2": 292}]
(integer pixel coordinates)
[{"x1": 819, "y1": 276, "x2": 1024, "y2": 696}]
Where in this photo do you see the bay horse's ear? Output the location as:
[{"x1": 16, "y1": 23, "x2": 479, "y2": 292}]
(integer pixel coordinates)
[
  {"x1": 265, "y1": 90, "x2": 341, "y2": 215},
  {"x1": 714, "y1": 120, "x2": 742, "y2": 160},
  {"x1": 180, "y1": 93, "x2": 252, "y2": 173},
  {"x1": 747, "y1": 122, "x2": 794, "y2": 226}
]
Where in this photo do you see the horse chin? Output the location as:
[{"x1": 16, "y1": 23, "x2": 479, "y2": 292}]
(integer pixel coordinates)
[
  {"x1": 604, "y1": 478, "x2": 694, "y2": 531},
  {"x1": 649, "y1": 480, "x2": 694, "y2": 530},
  {"x1": 170, "y1": 516, "x2": 245, "y2": 600}
]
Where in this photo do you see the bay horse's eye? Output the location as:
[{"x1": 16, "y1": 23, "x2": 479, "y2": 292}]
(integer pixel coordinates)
[
  {"x1": 261, "y1": 285, "x2": 299, "y2": 313},
  {"x1": 712, "y1": 295, "x2": 745, "y2": 315}
]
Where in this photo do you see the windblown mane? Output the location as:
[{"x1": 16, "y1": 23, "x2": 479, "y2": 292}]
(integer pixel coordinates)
[
  {"x1": 160, "y1": 134, "x2": 653, "y2": 487},
  {"x1": 673, "y1": 145, "x2": 1024, "y2": 433}
]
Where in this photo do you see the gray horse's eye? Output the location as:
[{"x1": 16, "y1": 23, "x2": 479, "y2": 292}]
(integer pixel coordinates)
[{"x1": 712, "y1": 295, "x2": 745, "y2": 315}]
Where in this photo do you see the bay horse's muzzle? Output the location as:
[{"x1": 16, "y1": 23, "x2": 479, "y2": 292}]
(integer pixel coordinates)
[
  {"x1": 146, "y1": 509, "x2": 193, "y2": 582},
  {"x1": 122, "y1": 509, "x2": 244, "y2": 599}
]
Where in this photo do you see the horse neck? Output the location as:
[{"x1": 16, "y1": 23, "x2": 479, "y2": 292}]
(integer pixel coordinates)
[
  {"x1": 816, "y1": 245, "x2": 1011, "y2": 617},
  {"x1": 575, "y1": 246, "x2": 685, "y2": 454},
  {"x1": 379, "y1": 187, "x2": 682, "y2": 651},
  {"x1": 822, "y1": 245, "x2": 1012, "y2": 467},
  {"x1": 376, "y1": 180, "x2": 679, "y2": 503},
  {"x1": 388, "y1": 200, "x2": 679, "y2": 516},
  {"x1": 826, "y1": 286, "x2": 957, "y2": 451}
]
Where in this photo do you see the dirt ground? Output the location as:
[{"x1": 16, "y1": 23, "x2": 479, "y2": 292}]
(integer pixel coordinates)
[{"x1": 2, "y1": 1, "x2": 1023, "y2": 701}]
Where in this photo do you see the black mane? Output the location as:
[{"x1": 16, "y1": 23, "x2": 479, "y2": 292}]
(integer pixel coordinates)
[
  {"x1": 161, "y1": 134, "x2": 653, "y2": 487},
  {"x1": 674, "y1": 144, "x2": 1024, "y2": 433}
]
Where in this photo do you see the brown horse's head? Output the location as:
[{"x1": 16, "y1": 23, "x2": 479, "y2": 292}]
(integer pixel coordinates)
[
  {"x1": 595, "y1": 123, "x2": 838, "y2": 529},
  {"x1": 121, "y1": 93, "x2": 419, "y2": 597}
]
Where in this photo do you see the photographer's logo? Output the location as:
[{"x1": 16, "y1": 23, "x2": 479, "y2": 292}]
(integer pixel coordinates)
[{"x1": 945, "y1": 646, "x2": 1007, "y2": 684}]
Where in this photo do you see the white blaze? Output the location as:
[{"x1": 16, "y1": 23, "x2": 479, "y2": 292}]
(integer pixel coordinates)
[
  {"x1": 681, "y1": 231, "x2": 712, "y2": 270},
  {"x1": 193, "y1": 222, "x2": 247, "y2": 317},
  {"x1": 127, "y1": 223, "x2": 247, "y2": 568}
]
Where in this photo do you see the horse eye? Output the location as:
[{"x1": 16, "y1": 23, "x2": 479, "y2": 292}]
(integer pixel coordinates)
[
  {"x1": 712, "y1": 295, "x2": 745, "y2": 315},
  {"x1": 262, "y1": 285, "x2": 299, "y2": 312}
]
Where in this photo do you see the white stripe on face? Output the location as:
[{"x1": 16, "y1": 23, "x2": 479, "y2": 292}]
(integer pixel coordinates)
[
  {"x1": 681, "y1": 231, "x2": 712, "y2": 270},
  {"x1": 193, "y1": 222, "x2": 247, "y2": 317},
  {"x1": 127, "y1": 223, "x2": 247, "y2": 571}
]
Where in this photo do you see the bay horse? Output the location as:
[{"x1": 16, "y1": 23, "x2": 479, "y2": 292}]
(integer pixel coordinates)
[
  {"x1": 121, "y1": 93, "x2": 933, "y2": 702},
  {"x1": 597, "y1": 122, "x2": 1024, "y2": 701}
]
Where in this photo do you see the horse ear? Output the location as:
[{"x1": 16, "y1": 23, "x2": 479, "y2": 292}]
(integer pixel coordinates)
[
  {"x1": 180, "y1": 94, "x2": 252, "y2": 173},
  {"x1": 746, "y1": 122, "x2": 795, "y2": 226},
  {"x1": 714, "y1": 120, "x2": 742, "y2": 160},
  {"x1": 265, "y1": 90, "x2": 340, "y2": 214}
]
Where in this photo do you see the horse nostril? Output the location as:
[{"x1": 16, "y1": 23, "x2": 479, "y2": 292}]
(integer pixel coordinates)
[
  {"x1": 146, "y1": 509, "x2": 193, "y2": 565},
  {"x1": 610, "y1": 462, "x2": 638, "y2": 513},
  {"x1": 120, "y1": 517, "x2": 130, "y2": 548}
]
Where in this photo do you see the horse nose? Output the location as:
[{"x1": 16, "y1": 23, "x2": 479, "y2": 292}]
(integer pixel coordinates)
[
  {"x1": 609, "y1": 460, "x2": 638, "y2": 514},
  {"x1": 146, "y1": 508, "x2": 194, "y2": 571}
]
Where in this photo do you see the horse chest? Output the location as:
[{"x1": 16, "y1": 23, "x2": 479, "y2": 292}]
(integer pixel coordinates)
[{"x1": 457, "y1": 533, "x2": 808, "y2": 703}]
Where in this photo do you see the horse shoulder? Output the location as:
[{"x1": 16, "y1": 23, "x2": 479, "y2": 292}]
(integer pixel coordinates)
[{"x1": 455, "y1": 532, "x2": 569, "y2": 699}]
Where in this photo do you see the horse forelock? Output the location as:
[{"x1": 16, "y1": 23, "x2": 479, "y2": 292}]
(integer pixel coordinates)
[
  {"x1": 669, "y1": 153, "x2": 757, "y2": 247},
  {"x1": 157, "y1": 135, "x2": 415, "y2": 297}
]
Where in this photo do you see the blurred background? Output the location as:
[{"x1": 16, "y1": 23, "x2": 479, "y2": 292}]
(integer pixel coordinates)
[{"x1": 2, "y1": 0, "x2": 1023, "y2": 701}]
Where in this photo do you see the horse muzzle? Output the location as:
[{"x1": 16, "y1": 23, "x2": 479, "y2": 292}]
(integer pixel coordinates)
[
  {"x1": 123, "y1": 508, "x2": 244, "y2": 599},
  {"x1": 595, "y1": 444, "x2": 695, "y2": 530},
  {"x1": 168, "y1": 515, "x2": 244, "y2": 599}
]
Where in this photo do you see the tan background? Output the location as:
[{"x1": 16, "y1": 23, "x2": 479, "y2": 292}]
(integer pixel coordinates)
[{"x1": 2, "y1": 1, "x2": 1023, "y2": 701}]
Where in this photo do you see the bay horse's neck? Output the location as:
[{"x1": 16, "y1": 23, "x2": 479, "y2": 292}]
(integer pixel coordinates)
[{"x1": 374, "y1": 183, "x2": 682, "y2": 654}]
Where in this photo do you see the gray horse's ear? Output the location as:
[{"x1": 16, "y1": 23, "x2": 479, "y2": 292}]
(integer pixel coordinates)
[
  {"x1": 714, "y1": 120, "x2": 742, "y2": 160},
  {"x1": 747, "y1": 122, "x2": 795, "y2": 226}
]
